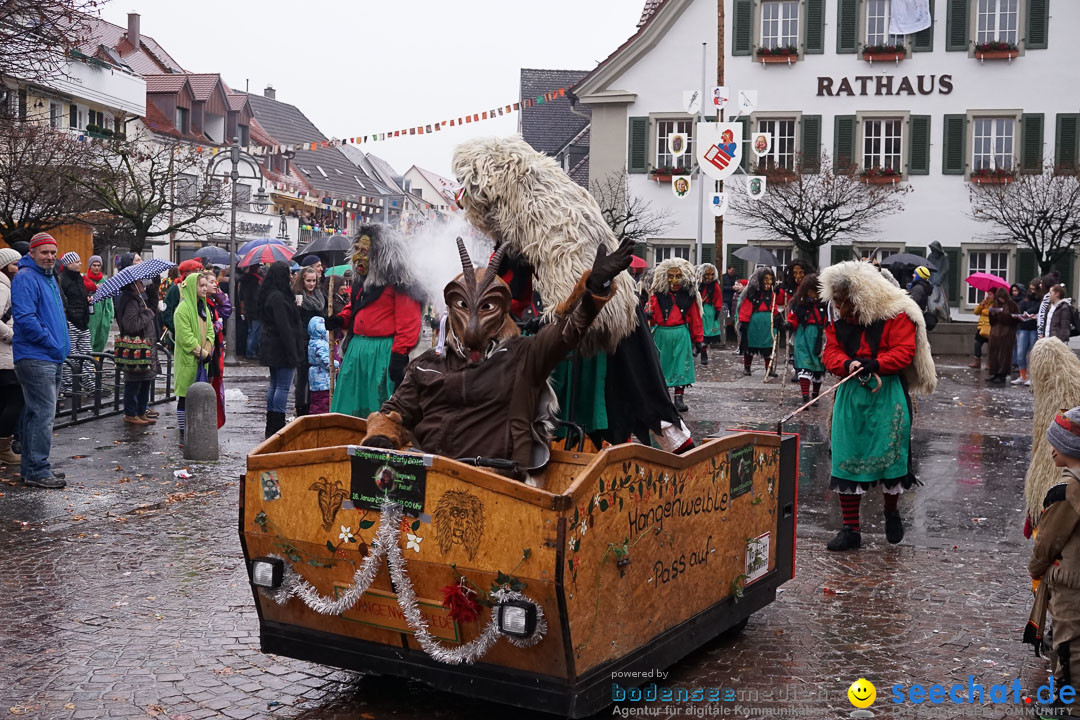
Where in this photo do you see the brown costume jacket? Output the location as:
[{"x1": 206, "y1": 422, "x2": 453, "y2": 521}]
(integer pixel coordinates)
[
  {"x1": 365, "y1": 274, "x2": 612, "y2": 468},
  {"x1": 1030, "y1": 468, "x2": 1080, "y2": 585}
]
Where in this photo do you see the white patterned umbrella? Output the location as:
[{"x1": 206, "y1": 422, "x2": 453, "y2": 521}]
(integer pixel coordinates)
[{"x1": 91, "y1": 258, "x2": 173, "y2": 303}]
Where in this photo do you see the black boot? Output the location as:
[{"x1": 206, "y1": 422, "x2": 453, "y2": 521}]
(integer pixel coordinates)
[
  {"x1": 700, "y1": 346, "x2": 709, "y2": 366},
  {"x1": 673, "y1": 392, "x2": 688, "y2": 413},
  {"x1": 885, "y1": 512, "x2": 905, "y2": 544},
  {"x1": 826, "y1": 528, "x2": 862, "y2": 552},
  {"x1": 265, "y1": 411, "x2": 287, "y2": 438}
]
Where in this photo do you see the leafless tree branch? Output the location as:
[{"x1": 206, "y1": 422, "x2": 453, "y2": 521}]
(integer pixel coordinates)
[
  {"x1": 0, "y1": 1, "x2": 101, "y2": 82},
  {"x1": 591, "y1": 170, "x2": 674, "y2": 245}
]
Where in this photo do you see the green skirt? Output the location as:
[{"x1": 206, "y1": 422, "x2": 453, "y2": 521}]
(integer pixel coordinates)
[
  {"x1": 747, "y1": 311, "x2": 774, "y2": 351},
  {"x1": 550, "y1": 352, "x2": 608, "y2": 434},
  {"x1": 792, "y1": 323, "x2": 825, "y2": 373},
  {"x1": 830, "y1": 374, "x2": 911, "y2": 487},
  {"x1": 652, "y1": 324, "x2": 694, "y2": 388},
  {"x1": 702, "y1": 304, "x2": 723, "y2": 338},
  {"x1": 330, "y1": 335, "x2": 395, "y2": 418}
]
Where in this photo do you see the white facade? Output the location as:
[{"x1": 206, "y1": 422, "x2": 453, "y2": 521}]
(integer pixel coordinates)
[
  {"x1": 577, "y1": 0, "x2": 1080, "y2": 311},
  {"x1": 12, "y1": 55, "x2": 146, "y2": 135}
]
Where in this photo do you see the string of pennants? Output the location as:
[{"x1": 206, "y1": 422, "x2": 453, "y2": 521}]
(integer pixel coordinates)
[{"x1": 191, "y1": 87, "x2": 569, "y2": 159}]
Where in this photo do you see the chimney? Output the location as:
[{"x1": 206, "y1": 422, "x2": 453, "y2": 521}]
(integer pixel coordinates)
[
  {"x1": 127, "y1": 13, "x2": 140, "y2": 51},
  {"x1": 264, "y1": 85, "x2": 276, "y2": 100}
]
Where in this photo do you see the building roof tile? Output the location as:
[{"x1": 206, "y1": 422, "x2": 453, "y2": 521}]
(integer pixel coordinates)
[
  {"x1": 80, "y1": 15, "x2": 186, "y2": 75},
  {"x1": 144, "y1": 73, "x2": 190, "y2": 94},
  {"x1": 520, "y1": 68, "x2": 591, "y2": 157}
]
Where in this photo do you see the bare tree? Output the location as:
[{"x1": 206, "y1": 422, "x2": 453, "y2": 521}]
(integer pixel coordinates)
[
  {"x1": 728, "y1": 153, "x2": 912, "y2": 259},
  {"x1": 591, "y1": 170, "x2": 674, "y2": 244},
  {"x1": 72, "y1": 131, "x2": 227, "y2": 254},
  {"x1": 0, "y1": 0, "x2": 101, "y2": 82},
  {"x1": 969, "y1": 162, "x2": 1080, "y2": 275},
  {"x1": 0, "y1": 118, "x2": 93, "y2": 245}
]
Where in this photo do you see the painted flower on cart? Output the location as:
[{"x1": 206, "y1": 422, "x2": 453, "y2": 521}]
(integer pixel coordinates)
[
  {"x1": 579, "y1": 517, "x2": 588, "y2": 537},
  {"x1": 407, "y1": 533, "x2": 423, "y2": 552},
  {"x1": 339, "y1": 526, "x2": 355, "y2": 543}
]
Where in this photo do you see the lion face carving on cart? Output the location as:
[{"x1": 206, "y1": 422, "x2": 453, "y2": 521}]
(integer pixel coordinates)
[{"x1": 433, "y1": 490, "x2": 485, "y2": 560}]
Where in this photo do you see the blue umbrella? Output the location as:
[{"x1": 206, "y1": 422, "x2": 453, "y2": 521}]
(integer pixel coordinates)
[
  {"x1": 91, "y1": 258, "x2": 173, "y2": 304},
  {"x1": 237, "y1": 237, "x2": 287, "y2": 255},
  {"x1": 194, "y1": 245, "x2": 235, "y2": 267}
]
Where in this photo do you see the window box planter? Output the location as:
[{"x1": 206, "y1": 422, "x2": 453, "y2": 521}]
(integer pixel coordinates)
[
  {"x1": 971, "y1": 174, "x2": 1014, "y2": 185},
  {"x1": 650, "y1": 169, "x2": 690, "y2": 183},
  {"x1": 974, "y1": 43, "x2": 1019, "y2": 61},
  {"x1": 860, "y1": 169, "x2": 902, "y2": 185},
  {"x1": 862, "y1": 46, "x2": 906, "y2": 63},
  {"x1": 756, "y1": 47, "x2": 799, "y2": 65}
]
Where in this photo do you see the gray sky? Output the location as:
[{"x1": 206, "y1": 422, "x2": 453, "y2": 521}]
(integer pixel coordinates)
[{"x1": 102, "y1": 1, "x2": 643, "y2": 178}]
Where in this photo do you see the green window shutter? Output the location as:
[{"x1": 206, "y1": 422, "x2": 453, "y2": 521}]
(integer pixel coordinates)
[
  {"x1": 909, "y1": 115, "x2": 932, "y2": 175},
  {"x1": 739, "y1": 117, "x2": 752, "y2": 171},
  {"x1": 628, "y1": 117, "x2": 649, "y2": 174},
  {"x1": 732, "y1": 0, "x2": 753, "y2": 56},
  {"x1": 834, "y1": 115, "x2": 857, "y2": 170},
  {"x1": 805, "y1": 0, "x2": 826, "y2": 54},
  {"x1": 1017, "y1": 249, "x2": 1038, "y2": 286},
  {"x1": 1021, "y1": 113, "x2": 1045, "y2": 172},
  {"x1": 905, "y1": 246, "x2": 927, "y2": 258},
  {"x1": 1026, "y1": 0, "x2": 1049, "y2": 50},
  {"x1": 701, "y1": 244, "x2": 715, "y2": 265},
  {"x1": 942, "y1": 114, "x2": 967, "y2": 175},
  {"x1": 830, "y1": 245, "x2": 854, "y2": 265},
  {"x1": 1055, "y1": 114, "x2": 1079, "y2": 172},
  {"x1": 913, "y1": 0, "x2": 936, "y2": 52},
  {"x1": 1050, "y1": 251, "x2": 1076, "y2": 289},
  {"x1": 945, "y1": 247, "x2": 962, "y2": 304},
  {"x1": 946, "y1": 0, "x2": 969, "y2": 51},
  {"x1": 836, "y1": 0, "x2": 858, "y2": 53},
  {"x1": 727, "y1": 244, "x2": 747, "y2": 277},
  {"x1": 801, "y1": 115, "x2": 822, "y2": 173}
]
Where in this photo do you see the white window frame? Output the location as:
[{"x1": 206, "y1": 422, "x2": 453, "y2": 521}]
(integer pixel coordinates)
[
  {"x1": 975, "y1": 0, "x2": 1022, "y2": 46},
  {"x1": 49, "y1": 102, "x2": 61, "y2": 129},
  {"x1": 964, "y1": 246, "x2": 1011, "y2": 305},
  {"x1": 651, "y1": 241, "x2": 694, "y2": 265},
  {"x1": 970, "y1": 114, "x2": 1017, "y2": 174},
  {"x1": 857, "y1": 111, "x2": 909, "y2": 177},
  {"x1": 758, "y1": 0, "x2": 800, "y2": 51},
  {"x1": 753, "y1": 114, "x2": 800, "y2": 171},
  {"x1": 863, "y1": 0, "x2": 908, "y2": 49},
  {"x1": 651, "y1": 116, "x2": 694, "y2": 172}
]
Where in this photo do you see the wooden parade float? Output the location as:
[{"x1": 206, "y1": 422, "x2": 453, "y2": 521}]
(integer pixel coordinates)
[{"x1": 240, "y1": 413, "x2": 797, "y2": 717}]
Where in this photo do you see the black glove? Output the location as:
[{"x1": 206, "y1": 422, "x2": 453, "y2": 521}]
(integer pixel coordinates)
[
  {"x1": 518, "y1": 316, "x2": 543, "y2": 335},
  {"x1": 325, "y1": 314, "x2": 345, "y2": 332},
  {"x1": 364, "y1": 435, "x2": 397, "y2": 449},
  {"x1": 388, "y1": 352, "x2": 409, "y2": 386},
  {"x1": 694, "y1": 342, "x2": 705, "y2": 355},
  {"x1": 784, "y1": 321, "x2": 795, "y2": 332},
  {"x1": 587, "y1": 239, "x2": 635, "y2": 295}
]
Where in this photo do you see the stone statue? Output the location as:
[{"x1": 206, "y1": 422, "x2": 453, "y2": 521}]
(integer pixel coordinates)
[{"x1": 927, "y1": 241, "x2": 951, "y2": 322}]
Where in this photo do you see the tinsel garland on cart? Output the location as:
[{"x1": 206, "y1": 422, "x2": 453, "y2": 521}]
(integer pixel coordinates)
[{"x1": 260, "y1": 499, "x2": 546, "y2": 665}]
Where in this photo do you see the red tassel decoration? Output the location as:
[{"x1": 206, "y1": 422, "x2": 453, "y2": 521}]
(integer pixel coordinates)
[{"x1": 440, "y1": 580, "x2": 482, "y2": 623}]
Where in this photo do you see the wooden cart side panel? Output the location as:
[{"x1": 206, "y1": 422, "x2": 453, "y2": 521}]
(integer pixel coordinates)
[{"x1": 560, "y1": 437, "x2": 783, "y2": 674}]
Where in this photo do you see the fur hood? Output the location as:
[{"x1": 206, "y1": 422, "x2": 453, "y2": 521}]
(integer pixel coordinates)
[
  {"x1": 696, "y1": 263, "x2": 719, "y2": 283},
  {"x1": 1025, "y1": 337, "x2": 1080, "y2": 527},
  {"x1": 350, "y1": 223, "x2": 426, "y2": 304},
  {"x1": 451, "y1": 135, "x2": 637, "y2": 356},
  {"x1": 651, "y1": 258, "x2": 703, "y2": 314},
  {"x1": 819, "y1": 260, "x2": 937, "y2": 397}
]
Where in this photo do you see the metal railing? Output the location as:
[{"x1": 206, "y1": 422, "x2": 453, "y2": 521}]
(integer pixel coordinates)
[{"x1": 55, "y1": 344, "x2": 176, "y2": 428}]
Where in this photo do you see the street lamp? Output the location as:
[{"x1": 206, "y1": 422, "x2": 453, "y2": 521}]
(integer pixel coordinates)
[{"x1": 206, "y1": 136, "x2": 267, "y2": 366}]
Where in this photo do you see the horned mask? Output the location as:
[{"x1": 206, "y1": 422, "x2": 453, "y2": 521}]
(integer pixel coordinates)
[{"x1": 445, "y1": 238, "x2": 515, "y2": 364}]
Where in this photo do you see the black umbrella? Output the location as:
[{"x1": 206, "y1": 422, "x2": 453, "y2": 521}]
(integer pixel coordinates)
[
  {"x1": 880, "y1": 253, "x2": 937, "y2": 271},
  {"x1": 194, "y1": 245, "x2": 235, "y2": 267},
  {"x1": 733, "y1": 246, "x2": 780, "y2": 267},
  {"x1": 295, "y1": 234, "x2": 352, "y2": 265}
]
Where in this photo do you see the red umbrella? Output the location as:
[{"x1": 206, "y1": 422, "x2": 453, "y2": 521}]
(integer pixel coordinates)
[
  {"x1": 238, "y1": 243, "x2": 295, "y2": 268},
  {"x1": 630, "y1": 255, "x2": 648, "y2": 270},
  {"x1": 965, "y1": 272, "x2": 1010, "y2": 293}
]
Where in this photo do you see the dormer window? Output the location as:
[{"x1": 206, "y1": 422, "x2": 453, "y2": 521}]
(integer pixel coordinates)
[{"x1": 175, "y1": 107, "x2": 188, "y2": 133}]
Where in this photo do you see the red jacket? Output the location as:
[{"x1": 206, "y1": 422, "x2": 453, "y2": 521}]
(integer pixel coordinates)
[
  {"x1": 823, "y1": 313, "x2": 916, "y2": 379},
  {"x1": 336, "y1": 286, "x2": 421, "y2": 355},
  {"x1": 738, "y1": 292, "x2": 779, "y2": 324},
  {"x1": 786, "y1": 303, "x2": 827, "y2": 329},
  {"x1": 648, "y1": 292, "x2": 704, "y2": 344},
  {"x1": 699, "y1": 280, "x2": 724, "y2": 311}
]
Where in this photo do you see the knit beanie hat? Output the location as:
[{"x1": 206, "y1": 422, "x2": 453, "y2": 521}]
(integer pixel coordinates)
[
  {"x1": 0, "y1": 248, "x2": 20, "y2": 269},
  {"x1": 29, "y1": 232, "x2": 57, "y2": 249},
  {"x1": 1048, "y1": 406, "x2": 1080, "y2": 460},
  {"x1": 60, "y1": 251, "x2": 80, "y2": 266},
  {"x1": 88, "y1": 255, "x2": 102, "y2": 267},
  {"x1": 301, "y1": 255, "x2": 321, "y2": 267},
  {"x1": 915, "y1": 266, "x2": 931, "y2": 281}
]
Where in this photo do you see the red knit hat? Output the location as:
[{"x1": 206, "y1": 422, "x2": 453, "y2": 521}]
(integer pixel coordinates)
[{"x1": 29, "y1": 232, "x2": 57, "y2": 249}]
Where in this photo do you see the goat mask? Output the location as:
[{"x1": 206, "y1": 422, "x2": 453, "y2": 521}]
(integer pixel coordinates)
[{"x1": 445, "y1": 238, "x2": 514, "y2": 364}]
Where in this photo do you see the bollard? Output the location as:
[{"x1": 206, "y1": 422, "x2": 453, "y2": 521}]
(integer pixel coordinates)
[{"x1": 183, "y1": 382, "x2": 219, "y2": 461}]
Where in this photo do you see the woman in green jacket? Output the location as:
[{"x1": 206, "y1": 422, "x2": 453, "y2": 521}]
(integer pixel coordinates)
[{"x1": 173, "y1": 272, "x2": 214, "y2": 443}]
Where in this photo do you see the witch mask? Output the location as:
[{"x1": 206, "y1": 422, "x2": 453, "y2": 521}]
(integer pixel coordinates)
[
  {"x1": 667, "y1": 267, "x2": 684, "y2": 291},
  {"x1": 446, "y1": 238, "x2": 514, "y2": 363}
]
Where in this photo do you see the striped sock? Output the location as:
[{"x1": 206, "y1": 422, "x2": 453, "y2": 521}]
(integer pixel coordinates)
[
  {"x1": 799, "y1": 377, "x2": 811, "y2": 397},
  {"x1": 743, "y1": 354, "x2": 753, "y2": 371},
  {"x1": 812, "y1": 381, "x2": 822, "y2": 396},
  {"x1": 883, "y1": 492, "x2": 899, "y2": 515},
  {"x1": 177, "y1": 409, "x2": 186, "y2": 439},
  {"x1": 839, "y1": 494, "x2": 861, "y2": 531}
]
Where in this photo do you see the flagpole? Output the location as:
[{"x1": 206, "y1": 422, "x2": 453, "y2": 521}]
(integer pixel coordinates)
[{"x1": 695, "y1": 42, "x2": 707, "y2": 265}]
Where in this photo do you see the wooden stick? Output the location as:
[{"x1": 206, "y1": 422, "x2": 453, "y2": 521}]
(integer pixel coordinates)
[{"x1": 775, "y1": 371, "x2": 860, "y2": 435}]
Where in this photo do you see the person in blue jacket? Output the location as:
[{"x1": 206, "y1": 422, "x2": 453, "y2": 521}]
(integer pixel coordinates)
[{"x1": 11, "y1": 233, "x2": 71, "y2": 489}]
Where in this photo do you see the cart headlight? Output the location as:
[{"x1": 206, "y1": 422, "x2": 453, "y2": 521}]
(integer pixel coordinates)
[
  {"x1": 250, "y1": 557, "x2": 284, "y2": 588},
  {"x1": 496, "y1": 600, "x2": 537, "y2": 638}
]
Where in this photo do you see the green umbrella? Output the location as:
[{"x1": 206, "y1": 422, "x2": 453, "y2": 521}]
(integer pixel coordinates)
[{"x1": 326, "y1": 264, "x2": 350, "y2": 277}]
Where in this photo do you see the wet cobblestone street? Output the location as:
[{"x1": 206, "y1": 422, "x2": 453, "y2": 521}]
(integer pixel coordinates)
[{"x1": 0, "y1": 353, "x2": 1061, "y2": 719}]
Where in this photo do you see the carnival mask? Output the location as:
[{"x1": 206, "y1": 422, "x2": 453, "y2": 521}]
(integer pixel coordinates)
[
  {"x1": 703, "y1": 269, "x2": 716, "y2": 283},
  {"x1": 792, "y1": 266, "x2": 804, "y2": 284},
  {"x1": 355, "y1": 234, "x2": 371, "y2": 276},
  {"x1": 667, "y1": 268, "x2": 683, "y2": 291},
  {"x1": 446, "y1": 238, "x2": 512, "y2": 364},
  {"x1": 763, "y1": 273, "x2": 774, "y2": 291}
]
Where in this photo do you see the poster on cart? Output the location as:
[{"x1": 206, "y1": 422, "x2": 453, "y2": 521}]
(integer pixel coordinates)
[{"x1": 348, "y1": 446, "x2": 430, "y2": 517}]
